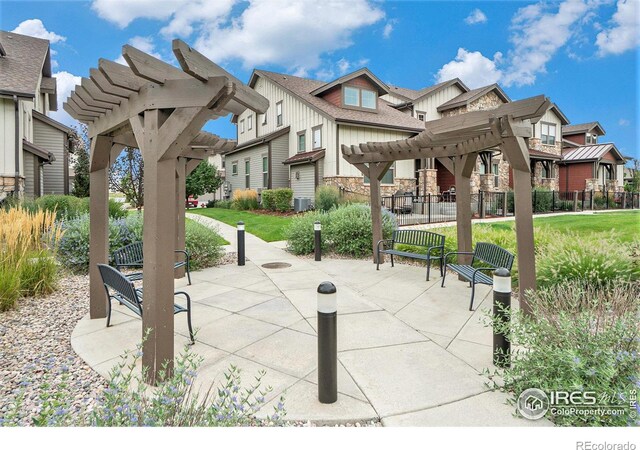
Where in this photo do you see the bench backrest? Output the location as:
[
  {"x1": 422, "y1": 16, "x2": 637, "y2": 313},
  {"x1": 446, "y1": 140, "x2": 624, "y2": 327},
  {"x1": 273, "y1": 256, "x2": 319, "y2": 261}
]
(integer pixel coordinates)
[
  {"x1": 97, "y1": 264, "x2": 142, "y2": 314},
  {"x1": 113, "y1": 241, "x2": 144, "y2": 266},
  {"x1": 392, "y1": 229, "x2": 445, "y2": 249},
  {"x1": 473, "y1": 242, "x2": 514, "y2": 270}
]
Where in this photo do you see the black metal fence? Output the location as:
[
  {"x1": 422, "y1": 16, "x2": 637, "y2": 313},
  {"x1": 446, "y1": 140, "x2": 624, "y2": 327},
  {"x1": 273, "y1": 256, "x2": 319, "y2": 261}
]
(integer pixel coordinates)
[{"x1": 383, "y1": 190, "x2": 640, "y2": 226}]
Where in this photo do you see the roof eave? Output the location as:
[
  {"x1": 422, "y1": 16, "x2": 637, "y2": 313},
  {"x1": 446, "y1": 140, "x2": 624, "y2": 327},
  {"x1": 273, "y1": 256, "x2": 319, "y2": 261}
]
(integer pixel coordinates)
[{"x1": 335, "y1": 118, "x2": 423, "y2": 133}]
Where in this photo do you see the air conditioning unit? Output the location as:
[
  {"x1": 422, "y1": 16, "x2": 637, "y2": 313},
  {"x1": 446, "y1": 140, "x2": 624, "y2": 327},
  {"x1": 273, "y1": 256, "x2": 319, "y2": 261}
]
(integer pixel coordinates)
[{"x1": 294, "y1": 197, "x2": 311, "y2": 212}]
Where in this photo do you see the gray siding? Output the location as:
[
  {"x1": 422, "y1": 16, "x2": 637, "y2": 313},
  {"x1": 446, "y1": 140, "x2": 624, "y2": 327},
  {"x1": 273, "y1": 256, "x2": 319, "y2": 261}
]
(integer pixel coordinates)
[
  {"x1": 270, "y1": 133, "x2": 289, "y2": 188},
  {"x1": 23, "y1": 152, "x2": 35, "y2": 198},
  {"x1": 317, "y1": 158, "x2": 324, "y2": 182},
  {"x1": 290, "y1": 163, "x2": 316, "y2": 203},
  {"x1": 227, "y1": 144, "x2": 268, "y2": 195},
  {"x1": 34, "y1": 118, "x2": 67, "y2": 195}
]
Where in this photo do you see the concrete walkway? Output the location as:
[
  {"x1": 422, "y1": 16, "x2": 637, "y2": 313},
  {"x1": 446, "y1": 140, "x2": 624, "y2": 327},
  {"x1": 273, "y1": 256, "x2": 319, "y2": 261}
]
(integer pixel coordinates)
[{"x1": 71, "y1": 215, "x2": 549, "y2": 426}]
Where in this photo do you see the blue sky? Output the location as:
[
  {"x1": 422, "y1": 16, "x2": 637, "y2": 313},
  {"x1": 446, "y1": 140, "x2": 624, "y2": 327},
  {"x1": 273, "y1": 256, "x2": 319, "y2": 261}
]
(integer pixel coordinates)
[{"x1": 2, "y1": 0, "x2": 638, "y2": 160}]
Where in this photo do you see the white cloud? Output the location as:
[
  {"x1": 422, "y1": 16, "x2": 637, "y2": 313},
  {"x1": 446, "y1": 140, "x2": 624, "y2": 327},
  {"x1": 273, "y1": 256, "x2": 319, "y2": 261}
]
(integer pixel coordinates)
[
  {"x1": 596, "y1": 0, "x2": 640, "y2": 56},
  {"x1": 315, "y1": 57, "x2": 370, "y2": 80},
  {"x1": 115, "y1": 36, "x2": 165, "y2": 65},
  {"x1": 11, "y1": 19, "x2": 66, "y2": 43},
  {"x1": 435, "y1": 48, "x2": 503, "y2": 88},
  {"x1": 501, "y1": 0, "x2": 594, "y2": 87},
  {"x1": 193, "y1": 0, "x2": 384, "y2": 73},
  {"x1": 619, "y1": 118, "x2": 630, "y2": 126},
  {"x1": 465, "y1": 9, "x2": 487, "y2": 25},
  {"x1": 383, "y1": 19, "x2": 398, "y2": 38},
  {"x1": 91, "y1": 0, "x2": 190, "y2": 28},
  {"x1": 50, "y1": 71, "x2": 82, "y2": 128}
]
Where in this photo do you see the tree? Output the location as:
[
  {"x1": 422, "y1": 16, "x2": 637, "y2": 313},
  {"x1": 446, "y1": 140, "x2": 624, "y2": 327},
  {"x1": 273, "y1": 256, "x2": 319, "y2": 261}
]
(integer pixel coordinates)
[
  {"x1": 624, "y1": 158, "x2": 640, "y2": 192},
  {"x1": 185, "y1": 161, "x2": 222, "y2": 200},
  {"x1": 71, "y1": 124, "x2": 90, "y2": 197},
  {"x1": 109, "y1": 148, "x2": 144, "y2": 209}
]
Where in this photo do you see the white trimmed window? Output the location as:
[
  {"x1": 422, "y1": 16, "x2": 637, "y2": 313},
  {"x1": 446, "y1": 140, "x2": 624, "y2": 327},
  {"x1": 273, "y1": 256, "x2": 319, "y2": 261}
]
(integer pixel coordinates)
[
  {"x1": 276, "y1": 101, "x2": 283, "y2": 126},
  {"x1": 245, "y1": 160, "x2": 250, "y2": 188},
  {"x1": 240, "y1": 119, "x2": 245, "y2": 134},
  {"x1": 262, "y1": 156, "x2": 268, "y2": 188},
  {"x1": 231, "y1": 161, "x2": 238, "y2": 176},
  {"x1": 312, "y1": 126, "x2": 322, "y2": 149},
  {"x1": 297, "y1": 131, "x2": 306, "y2": 153},
  {"x1": 248, "y1": 115, "x2": 253, "y2": 130},
  {"x1": 541, "y1": 122, "x2": 556, "y2": 145},
  {"x1": 342, "y1": 85, "x2": 377, "y2": 110}
]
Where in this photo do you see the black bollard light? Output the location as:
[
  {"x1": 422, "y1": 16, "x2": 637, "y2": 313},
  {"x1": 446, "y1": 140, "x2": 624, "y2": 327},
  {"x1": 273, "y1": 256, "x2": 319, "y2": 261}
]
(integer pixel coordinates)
[
  {"x1": 317, "y1": 281, "x2": 337, "y2": 404},
  {"x1": 237, "y1": 221, "x2": 245, "y2": 266},
  {"x1": 314, "y1": 221, "x2": 322, "y2": 262},
  {"x1": 493, "y1": 268, "x2": 511, "y2": 368}
]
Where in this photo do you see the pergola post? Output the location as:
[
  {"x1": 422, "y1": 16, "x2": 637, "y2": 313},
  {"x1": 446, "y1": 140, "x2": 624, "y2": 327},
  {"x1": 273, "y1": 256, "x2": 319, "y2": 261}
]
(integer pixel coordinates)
[
  {"x1": 454, "y1": 154, "x2": 477, "y2": 265},
  {"x1": 175, "y1": 157, "x2": 187, "y2": 279},
  {"x1": 88, "y1": 135, "x2": 112, "y2": 319}
]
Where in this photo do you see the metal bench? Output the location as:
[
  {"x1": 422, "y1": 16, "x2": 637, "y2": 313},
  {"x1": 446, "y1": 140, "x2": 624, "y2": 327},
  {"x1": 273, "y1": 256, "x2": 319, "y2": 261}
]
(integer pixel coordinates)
[
  {"x1": 441, "y1": 242, "x2": 514, "y2": 311},
  {"x1": 97, "y1": 264, "x2": 194, "y2": 344},
  {"x1": 113, "y1": 241, "x2": 192, "y2": 285},
  {"x1": 376, "y1": 229, "x2": 446, "y2": 281}
]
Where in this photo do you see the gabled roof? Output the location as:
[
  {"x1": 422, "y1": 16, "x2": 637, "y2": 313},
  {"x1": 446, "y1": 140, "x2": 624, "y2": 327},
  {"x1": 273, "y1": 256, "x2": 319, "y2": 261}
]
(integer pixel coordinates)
[
  {"x1": 32, "y1": 110, "x2": 72, "y2": 134},
  {"x1": 548, "y1": 103, "x2": 570, "y2": 125},
  {"x1": 529, "y1": 149, "x2": 561, "y2": 161},
  {"x1": 562, "y1": 121, "x2": 605, "y2": 136},
  {"x1": 283, "y1": 149, "x2": 325, "y2": 165},
  {"x1": 310, "y1": 68, "x2": 389, "y2": 96},
  {"x1": 23, "y1": 139, "x2": 54, "y2": 162},
  {"x1": 562, "y1": 138, "x2": 580, "y2": 148},
  {"x1": 228, "y1": 126, "x2": 291, "y2": 154},
  {"x1": 387, "y1": 78, "x2": 469, "y2": 103},
  {"x1": 250, "y1": 70, "x2": 425, "y2": 132},
  {"x1": 561, "y1": 143, "x2": 624, "y2": 163},
  {"x1": 0, "y1": 31, "x2": 52, "y2": 99},
  {"x1": 437, "y1": 83, "x2": 510, "y2": 112}
]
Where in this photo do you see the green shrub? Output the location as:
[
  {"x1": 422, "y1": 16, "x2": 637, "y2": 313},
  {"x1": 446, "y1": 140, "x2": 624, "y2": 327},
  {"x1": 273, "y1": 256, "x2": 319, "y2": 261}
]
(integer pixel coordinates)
[
  {"x1": 0, "y1": 266, "x2": 21, "y2": 312},
  {"x1": 327, "y1": 204, "x2": 395, "y2": 257},
  {"x1": 532, "y1": 188, "x2": 552, "y2": 213},
  {"x1": 232, "y1": 189, "x2": 259, "y2": 210},
  {"x1": 272, "y1": 188, "x2": 292, "y2": 212},
  {"x1": 19, "y1": 250, "x2": 58, "y2": 297},
  {"x1": 216, "y1": 200, "x2": 232, "y2": 209},
  {"x1": 489, "y1": 281, "x2": 640, "y2": 426},
  {"x1": 284, "y1": 211, "x2": 330, "y2": 255},
  {"x1": 107, "y1": 199, "x2": 128, "y2": 220},
  {"x1": 185, "y1": 220, "x2": 225, "y2": 271},
  {"x1": 35, "y1": 195, "x2": 87, "y2": 220},
  {"x1": 315, "y1": 185, "x2": 340, "y2": 212},
  {"x1": 261, "y1": 189, "x2": 276, "y2": 211},
  {"x1": 536, "y1": 232, "x2": 639, "y2": 288}
]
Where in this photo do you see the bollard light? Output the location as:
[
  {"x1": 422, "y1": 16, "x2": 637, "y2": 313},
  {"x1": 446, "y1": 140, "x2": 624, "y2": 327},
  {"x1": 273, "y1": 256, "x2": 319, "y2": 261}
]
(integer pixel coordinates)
[
  {"x1": 492, "y1": 268, "x2": 511, "y2": 368},
  {"x1": 314, "y1": 221, "x2": 322, "y2": 262},
  {"x1": 317, "y1": 281, "x2": 337, "y2": 404},
  {"x1": 237, "y1": 221, "x2": 245, "y2": 266}
]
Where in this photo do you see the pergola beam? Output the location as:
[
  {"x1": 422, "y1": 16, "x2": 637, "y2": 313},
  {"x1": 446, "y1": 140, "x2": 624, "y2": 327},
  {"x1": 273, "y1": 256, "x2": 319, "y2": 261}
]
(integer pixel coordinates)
[
  {"x1": 81, "y1": 78, "x2": 122, "y2": 105},
  {"x1": 98, "y1": 59, "x2": 145, "y2": 92}
]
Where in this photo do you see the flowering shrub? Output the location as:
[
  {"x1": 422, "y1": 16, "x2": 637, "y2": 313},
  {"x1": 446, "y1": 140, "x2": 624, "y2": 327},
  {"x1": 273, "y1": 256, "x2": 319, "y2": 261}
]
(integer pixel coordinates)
[{"x1": 1, "y1": 342, "x2": 285, "y2": 427}]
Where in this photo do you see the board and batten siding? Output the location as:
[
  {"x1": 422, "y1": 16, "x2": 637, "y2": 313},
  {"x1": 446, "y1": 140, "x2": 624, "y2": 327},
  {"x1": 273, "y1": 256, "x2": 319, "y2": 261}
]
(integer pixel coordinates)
[
  {"x1": 270, "y1": 133, "x2": 290, "y2": 189},
  {"x1": 236, "y1": 76, "x2": 338, "y2": 175},
  {"x1": 532, "y1": 108, "x2": 563, "y2": 140},
  {"x1": 290, "y1": 163, "x2": 316, "y2": 203},
  {"x1": 336, "y1": 125, "x2": 415, "y2": 178},
  {"x1": 0, "y1": 98, "x2": 15, "y2": 177},
  {"x1": 412, "y1": 84, "x2": 465, "y2": 121},
  {"x1": 34, "y1": 117, "x2": 67, "y2": 195},
  {"x1": 227, "y1": 144, "x2": 268, "y2": 195}
]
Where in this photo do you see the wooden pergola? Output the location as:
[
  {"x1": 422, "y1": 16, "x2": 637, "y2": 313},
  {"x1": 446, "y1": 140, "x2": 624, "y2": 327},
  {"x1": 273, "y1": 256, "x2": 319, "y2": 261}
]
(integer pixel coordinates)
[
  {"x1": 341, "y1": 96, "x2": 552, "y2": 313},
  {"x1": 64, "y1": 40, "x2": 268, "y2": 383}
]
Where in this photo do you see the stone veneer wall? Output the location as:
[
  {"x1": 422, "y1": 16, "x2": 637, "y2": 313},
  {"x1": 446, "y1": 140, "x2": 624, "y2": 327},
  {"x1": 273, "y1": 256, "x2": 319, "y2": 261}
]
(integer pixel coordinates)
[
  {"x1": 323, "y1": 176, "x2": 416, "y2": 197},
  {"x1": 0, "y1": 176, "x2": 24, "y2": 197}
]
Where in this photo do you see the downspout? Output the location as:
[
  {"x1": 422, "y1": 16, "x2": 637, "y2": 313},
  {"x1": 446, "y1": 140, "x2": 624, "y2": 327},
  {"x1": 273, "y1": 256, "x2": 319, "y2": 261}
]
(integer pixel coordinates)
[{"x1": 13, "y1": 95, "x2": 20, "y2": 196}]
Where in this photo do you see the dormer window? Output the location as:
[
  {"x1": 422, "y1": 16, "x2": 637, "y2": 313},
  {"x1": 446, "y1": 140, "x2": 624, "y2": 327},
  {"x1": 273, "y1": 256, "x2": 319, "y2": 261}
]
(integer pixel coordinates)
[
  {"x1": 343, "y1": 85, "x2": 377, "y2": 110},
  {"x1": 541, "y1": 122, "x2": 556, "y2": 145},
  {"x1": 586, "y1": 133, "x2": 597, "y2": 144}
]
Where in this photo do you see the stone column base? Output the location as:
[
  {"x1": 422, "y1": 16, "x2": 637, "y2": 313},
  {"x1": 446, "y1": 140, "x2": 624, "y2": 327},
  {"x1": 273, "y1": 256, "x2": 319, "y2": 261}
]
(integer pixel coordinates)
[
  {"x1": 0, "y1": 176, "x2": 24, "y2": 197},
  {"x1": 417, "y1": 168, "x2": 437, "y2": 195}
]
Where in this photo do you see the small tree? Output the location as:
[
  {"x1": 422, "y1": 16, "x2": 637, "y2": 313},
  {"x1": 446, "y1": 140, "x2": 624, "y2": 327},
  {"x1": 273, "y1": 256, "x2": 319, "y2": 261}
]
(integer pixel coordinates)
[
  {"x1": 109, "y1": 148, "x2": 144, "y2": 210},
  {"x1": 186, "y1": 161, "x2": 222, "y2": 200},
  {"x1": 624, "y1": 158, "x2": 640, "y2": 192},
  {"x1": 71, "y1": 124, "x2": 90, "y2": 198}
]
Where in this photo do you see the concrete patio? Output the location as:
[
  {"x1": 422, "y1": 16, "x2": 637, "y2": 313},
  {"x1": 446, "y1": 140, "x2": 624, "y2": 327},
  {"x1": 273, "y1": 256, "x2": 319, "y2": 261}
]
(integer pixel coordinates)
[{"x1": 71, "y1": 216, "x2": 548, "y2": 426}]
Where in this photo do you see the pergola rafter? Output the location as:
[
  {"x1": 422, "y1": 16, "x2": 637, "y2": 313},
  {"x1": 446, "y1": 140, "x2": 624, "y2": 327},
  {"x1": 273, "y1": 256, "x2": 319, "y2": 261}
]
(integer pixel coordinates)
[
  {"x1": 64, "y1": 39, "x2": 268, "y2": 383},
  {"x1": 341, "y1": 96, "x2": 551, "y2": 313}
]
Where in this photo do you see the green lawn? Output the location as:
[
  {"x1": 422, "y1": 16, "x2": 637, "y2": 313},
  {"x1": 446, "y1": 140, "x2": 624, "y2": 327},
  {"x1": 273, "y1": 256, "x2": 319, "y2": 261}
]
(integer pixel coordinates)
[
  {"x1": 487, "y1": 211, "x2": 640, "y2": 242},
  {"x1": 190, "y1": 208, "x2": 293, "y2": 242}
]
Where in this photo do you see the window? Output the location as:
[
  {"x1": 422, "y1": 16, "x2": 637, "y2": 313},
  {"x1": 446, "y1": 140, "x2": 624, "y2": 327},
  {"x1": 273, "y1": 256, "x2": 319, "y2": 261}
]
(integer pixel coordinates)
[
  {"x1": 541, "y1": 122, "x2": 556, "y2": 145},
  {"x1": 262, "y1": 113, "x2": 267, "y2": 126},
  {"x1": 364, "y1": 163, "x2": 394, "y2": 185},
  {"x1": 417, "y1": 111, "x2": 426, "y2": 121},
  {"x1": 541, "y1": 163, "x2": 550, "y2": 179},
  {"x1": 586, "y1": 133, "x2": 597, "y2": 144},
  {"x1": 492, "y1": 163, "x2": 500, "y2": 188},
  {"x1": 297, "y1": 131, "x2": 306, "y2": 153},
  {"x1": 262, "y1": 156, "x2": 268, "y2": 188},
  {"x1": 276, "y1": 101, "x2": 283, "y2": 126},
  {"x1": 240, "y1": 119, "x2": 245, "y2": 134},
  {"x1": 245, "y1": 160, "x2": 250, "y2": 188},
  {"x1": 312, "y1": 126, "x2": 322, "y2": 149},
  {"x1": 231, "y1": 161, "x2": 238, "y2": 176},
  {"x1": 342, "y1": 85, "x2": 377, "y2": 110},
  {"x1": 248, "y1": 115, "x2": 253, "y2": 130}
]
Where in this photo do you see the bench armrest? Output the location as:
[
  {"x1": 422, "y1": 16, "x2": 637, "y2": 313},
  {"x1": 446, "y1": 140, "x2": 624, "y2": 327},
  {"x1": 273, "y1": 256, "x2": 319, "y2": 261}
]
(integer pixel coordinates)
[
  {"x1": 174, "y1": 291, "x2": 192, "y2": 311},
  {"x1": 377, "y1": 239, "x2": 393, "y2": 253},
  {"x1": 174, "y1": 249, "x2": 191, "y2": 267},
  {"x1": 471, "y1": 267, "x2": 497, "y2": 282},
  {"x1": 426, "y1": 245, "x2": 445, "y2": 256},
  {"x1": 443, "y1": 251, "x2": 474, "y2": 264}
]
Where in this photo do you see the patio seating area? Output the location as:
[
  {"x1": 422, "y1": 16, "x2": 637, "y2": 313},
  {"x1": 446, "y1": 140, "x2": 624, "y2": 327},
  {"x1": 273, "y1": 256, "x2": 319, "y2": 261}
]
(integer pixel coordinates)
[{"x1": 71, "y1": 217, "x2": 548, "y2": 426}]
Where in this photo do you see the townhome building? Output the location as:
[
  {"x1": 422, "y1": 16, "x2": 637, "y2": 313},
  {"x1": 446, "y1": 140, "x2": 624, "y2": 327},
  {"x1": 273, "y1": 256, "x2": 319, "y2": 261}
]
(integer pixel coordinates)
[
  {"x1": 0, "y1": 30, "x2": 73, "y2": 201},
  {"x1": 559, "y1": 122, "x2": 626, "y2": 192}
]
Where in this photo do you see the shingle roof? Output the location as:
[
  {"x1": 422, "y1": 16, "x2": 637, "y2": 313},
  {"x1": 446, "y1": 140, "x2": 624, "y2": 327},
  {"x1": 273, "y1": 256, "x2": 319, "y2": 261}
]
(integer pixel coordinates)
[
  {"x1": 0, "y1": 31, "x2": 51, "y2": 97},
  {"x1": 437, "y1": 84, "x2": 510, "y2": 112},
  {"x1": 561, "y1": 143, "x2": 623, "y2": 162},
  {"x1": 387, "y1": 78, "x2": 468, "y2": 102},
  {"x1": 283, "y1": 149, "x2": 325, "y2": 165},
  {"x1": 253, "y1": 70, "x2": 425, "y2": 132},
  {"x1": 310, "y1": 68, "x2": 389, "y2": 96},
  {"x1": 529, "y1": 149, "x2": 561, "y2": 160},
  {"x1": 562, "y1": 121, "x2": 605, "y2": 136}
]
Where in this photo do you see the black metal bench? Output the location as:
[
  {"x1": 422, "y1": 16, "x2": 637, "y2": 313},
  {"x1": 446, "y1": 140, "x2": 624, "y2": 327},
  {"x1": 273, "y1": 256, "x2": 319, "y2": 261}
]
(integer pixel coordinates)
[
  {"x1": 113, "y1": 241, "x2": 192, "y2": 285},
  {"x1": 97, "y1": 264, "x2": 194, "y2": 344},
  {"x1": 441, "y1": 242, "x2": 514, "y2": 311},
  {"x1": 376, "y1": 229, "x2": 446, "y2": 281}
]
